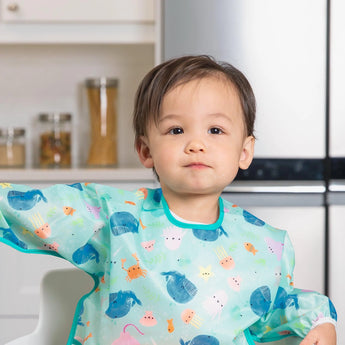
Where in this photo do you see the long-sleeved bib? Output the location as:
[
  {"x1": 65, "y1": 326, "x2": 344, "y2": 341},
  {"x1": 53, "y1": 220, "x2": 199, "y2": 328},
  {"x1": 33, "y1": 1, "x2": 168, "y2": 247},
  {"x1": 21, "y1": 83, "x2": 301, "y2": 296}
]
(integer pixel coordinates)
[{"x1": 0, "y1": 183, "x2": 337, "y2": 345}]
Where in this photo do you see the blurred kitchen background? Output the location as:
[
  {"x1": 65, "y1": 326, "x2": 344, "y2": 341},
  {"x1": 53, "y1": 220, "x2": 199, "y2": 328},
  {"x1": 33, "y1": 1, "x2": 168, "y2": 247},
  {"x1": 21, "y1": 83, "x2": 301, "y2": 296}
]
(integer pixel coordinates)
[{"x1": 0, "y1": 0, "x2": 345, "y2": 343}]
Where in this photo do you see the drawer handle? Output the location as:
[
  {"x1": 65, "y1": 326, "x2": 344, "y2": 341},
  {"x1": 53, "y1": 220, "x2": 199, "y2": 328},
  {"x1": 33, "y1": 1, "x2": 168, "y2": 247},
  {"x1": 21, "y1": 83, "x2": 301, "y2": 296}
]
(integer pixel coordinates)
[{"x1": 7, "y1": 3, "x2": 19, "y2": 11}]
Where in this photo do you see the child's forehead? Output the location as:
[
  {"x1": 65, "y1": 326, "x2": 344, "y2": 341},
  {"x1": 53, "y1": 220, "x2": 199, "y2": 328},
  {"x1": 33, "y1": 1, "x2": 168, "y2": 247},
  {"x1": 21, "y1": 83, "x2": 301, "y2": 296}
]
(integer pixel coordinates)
[{"x1": 169, "y1": 74, "x2": 234, "y2": 92}]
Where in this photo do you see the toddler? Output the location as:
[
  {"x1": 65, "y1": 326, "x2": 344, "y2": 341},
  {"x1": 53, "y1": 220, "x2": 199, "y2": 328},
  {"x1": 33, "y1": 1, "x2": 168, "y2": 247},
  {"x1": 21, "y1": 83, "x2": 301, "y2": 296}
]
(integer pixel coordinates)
[{"x1": 0, "y1": 55, "x2": 337, "y2": 345}]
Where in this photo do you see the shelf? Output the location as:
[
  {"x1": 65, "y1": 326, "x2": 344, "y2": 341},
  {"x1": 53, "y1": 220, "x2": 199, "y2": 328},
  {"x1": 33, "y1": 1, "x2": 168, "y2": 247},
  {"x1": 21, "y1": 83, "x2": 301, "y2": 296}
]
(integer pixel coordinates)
[
  {"x1": 0, "y1": 168, "x2": 156, "y2": 183},
  {"x1": 0, "y1": 23, "x2": 155, "y2": 44}
]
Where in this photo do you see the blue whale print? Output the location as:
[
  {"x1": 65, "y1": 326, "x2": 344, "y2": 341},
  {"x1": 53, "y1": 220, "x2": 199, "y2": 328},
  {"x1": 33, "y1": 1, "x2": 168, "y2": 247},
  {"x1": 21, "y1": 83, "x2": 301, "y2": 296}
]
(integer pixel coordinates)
[
  {"x1": 77, "y1": 303, "x2": 85, "y2": 326},
  {"x1": 243, "y1": 210, "x2": 265, "y2": 227},
  {"x1": 105, "y1": 290, "x2": 142, "y2": 319},
  {"x1": 192, "y1": 226, "x2": 228, "y2": 242},
  {"x1": 67, "y1": 182, "x2": 83, "y2": 191},
  {"x1": 161, "y1": 270, "x2": 197, "y2": 303},
  {"x1": 109, "y1": 211, "x2": 139, "y2": 236},
  {"x1": 0, "y1": 227, "x2": 27, "y2": 249},
  {"x1": 153, "y1": 188, "x2": 162, "y2": 203},
  {"x1": 72, "y1": 243, "x2": 99, "y2": 265},
  {"x1": 273, "y1": 286, "x2": 299, "y2": 310},
  {"x1": 7, "y1": 189, "x2": 47, "y2": 211},
  {"x1": 180, "y1": 335, "x2": 220, "y2": 345},
  {"x1": 329, "y1": 299, "x2": 337, "y2": 321},
  {"x1": 250, "y1": 285, "x2": 271, "y2": 317}
]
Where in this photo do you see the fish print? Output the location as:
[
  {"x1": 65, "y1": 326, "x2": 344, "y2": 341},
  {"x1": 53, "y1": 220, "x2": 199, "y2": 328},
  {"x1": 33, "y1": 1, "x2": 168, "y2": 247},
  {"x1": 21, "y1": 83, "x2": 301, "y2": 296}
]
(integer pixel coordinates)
[
  {"x1": 244, "y1": 242, "x2": 258, "y2": 255},
  {"x1": 63, "y1": 206, "x2": 76, "y2": 216},
  {"x1": 167, "y1": 319, "x2": 175, "y2": 333}
]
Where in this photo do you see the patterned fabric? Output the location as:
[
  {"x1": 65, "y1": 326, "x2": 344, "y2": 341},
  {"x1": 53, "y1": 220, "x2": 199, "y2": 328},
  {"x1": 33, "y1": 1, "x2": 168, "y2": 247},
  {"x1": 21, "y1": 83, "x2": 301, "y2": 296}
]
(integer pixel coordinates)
[{"x1": 0, "y1": 183, "x2": 337, "y2": 345}]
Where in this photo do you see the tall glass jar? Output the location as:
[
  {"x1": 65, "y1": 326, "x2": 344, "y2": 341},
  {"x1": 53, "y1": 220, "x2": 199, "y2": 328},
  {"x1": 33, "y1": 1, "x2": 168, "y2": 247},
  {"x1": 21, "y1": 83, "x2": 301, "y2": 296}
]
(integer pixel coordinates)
[
  {"x1": 38, "y1": 113, "x2": 72, "y2": 168},
  {"x1": 85, "y1": 78, "x2": 118, "y2": 167},
  {"x1": 0, "y1": 127, "x2": 26, "y2": 168}
]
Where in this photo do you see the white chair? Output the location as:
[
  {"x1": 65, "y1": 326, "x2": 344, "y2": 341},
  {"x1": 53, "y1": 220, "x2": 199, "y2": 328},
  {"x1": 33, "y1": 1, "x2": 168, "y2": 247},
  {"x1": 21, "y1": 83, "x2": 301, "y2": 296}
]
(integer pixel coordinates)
[{"x1": 5, "y1": 268, "x2": 93, "y2": 345}]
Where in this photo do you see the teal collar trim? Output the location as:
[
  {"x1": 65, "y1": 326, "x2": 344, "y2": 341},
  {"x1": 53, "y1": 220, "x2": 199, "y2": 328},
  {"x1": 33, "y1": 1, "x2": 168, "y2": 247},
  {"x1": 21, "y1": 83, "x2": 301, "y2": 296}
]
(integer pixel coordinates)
[
  {"x1": 161, "y1": 194, "x2": 224, "y2": 230},
  {"x1": 244, "y1": 328, "x2": 256, "y2": 345}
]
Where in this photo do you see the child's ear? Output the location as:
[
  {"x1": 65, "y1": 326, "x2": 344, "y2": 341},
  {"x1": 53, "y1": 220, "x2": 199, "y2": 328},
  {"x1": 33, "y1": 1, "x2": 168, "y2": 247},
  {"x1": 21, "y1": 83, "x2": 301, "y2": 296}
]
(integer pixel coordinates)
[
  {"x1": 239, "y1": 136, "x2": 255, "y2": 170},
  {"x1": 136, "y1": 136, "x2": 154, "y2": 169}
]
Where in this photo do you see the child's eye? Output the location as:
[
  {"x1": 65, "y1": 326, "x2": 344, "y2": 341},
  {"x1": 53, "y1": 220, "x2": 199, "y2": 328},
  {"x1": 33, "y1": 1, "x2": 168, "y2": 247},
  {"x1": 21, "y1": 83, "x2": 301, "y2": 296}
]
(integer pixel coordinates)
[
  {"x1": 168, "y1": 127, "x2": 184, "y2": 135},
  {"x1": 208, "y1": 127, "x2": 223, "y2": 135}
]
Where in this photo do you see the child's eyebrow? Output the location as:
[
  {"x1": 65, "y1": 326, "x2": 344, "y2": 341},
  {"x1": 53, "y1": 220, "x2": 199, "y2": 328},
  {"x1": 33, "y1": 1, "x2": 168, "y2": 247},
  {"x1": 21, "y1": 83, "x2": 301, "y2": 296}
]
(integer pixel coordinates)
[
  {"x1": 159, "y1": 113, "x2": 233, "y2": 122},
  {"x1": 158, "y1": 114, "x2": 183, "y2": 123},
  {"x1": 207, "y1": 113, "x2": 234, "y2": 124}
]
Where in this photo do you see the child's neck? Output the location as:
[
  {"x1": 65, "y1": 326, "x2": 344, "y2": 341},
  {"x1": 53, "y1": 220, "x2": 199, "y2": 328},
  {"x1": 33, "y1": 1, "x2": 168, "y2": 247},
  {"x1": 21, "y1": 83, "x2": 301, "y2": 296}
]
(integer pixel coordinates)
[{"x1": 163, "y1": 191, "x2": 220, "y2": 225}]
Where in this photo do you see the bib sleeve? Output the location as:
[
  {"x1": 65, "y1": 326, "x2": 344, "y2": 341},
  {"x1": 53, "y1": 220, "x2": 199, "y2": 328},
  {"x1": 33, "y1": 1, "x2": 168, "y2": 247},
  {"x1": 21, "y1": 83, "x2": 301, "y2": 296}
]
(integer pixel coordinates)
[
  {"x1": 249, "y1": 232, "x2": 337, "y2": 341},
  {"x1": 0, "y1": 182, "x2": 139, "y2": 275}
]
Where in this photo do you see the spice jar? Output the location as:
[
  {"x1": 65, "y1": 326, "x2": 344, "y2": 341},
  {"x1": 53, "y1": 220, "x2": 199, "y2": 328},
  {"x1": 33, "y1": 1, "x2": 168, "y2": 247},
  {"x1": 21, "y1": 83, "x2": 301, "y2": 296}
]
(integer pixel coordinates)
[
  {"x1": 85, "y1": 78, "x2": 118, "y2": 167},
  {"x1": 38, "y1": 113, "x2": 72, "y2": 168},
  {"x1": 0, "y1": 127, "x2": 26, "y2": 168}
]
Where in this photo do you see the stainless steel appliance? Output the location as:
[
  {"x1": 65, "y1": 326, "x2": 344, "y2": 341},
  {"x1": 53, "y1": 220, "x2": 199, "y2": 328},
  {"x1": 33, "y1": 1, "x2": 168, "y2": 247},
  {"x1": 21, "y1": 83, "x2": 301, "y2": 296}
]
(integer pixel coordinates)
[{"x1": 161, "y1": 0, "x2": 344, "y2": 341}]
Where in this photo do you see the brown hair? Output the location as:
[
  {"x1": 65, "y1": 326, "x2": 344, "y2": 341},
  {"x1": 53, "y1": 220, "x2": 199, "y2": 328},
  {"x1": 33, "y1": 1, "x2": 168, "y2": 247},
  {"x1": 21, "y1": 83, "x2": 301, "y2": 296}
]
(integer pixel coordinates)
[{"x1": 133, "y1": 55, "x2": 256, "y2": 148}]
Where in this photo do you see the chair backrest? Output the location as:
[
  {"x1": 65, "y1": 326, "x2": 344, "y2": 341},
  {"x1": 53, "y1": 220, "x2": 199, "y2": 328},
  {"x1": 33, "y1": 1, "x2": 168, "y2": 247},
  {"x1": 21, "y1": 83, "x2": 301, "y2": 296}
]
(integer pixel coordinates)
[{"x1": 6, "y1": 268, "x2": 93, "y2": 345}]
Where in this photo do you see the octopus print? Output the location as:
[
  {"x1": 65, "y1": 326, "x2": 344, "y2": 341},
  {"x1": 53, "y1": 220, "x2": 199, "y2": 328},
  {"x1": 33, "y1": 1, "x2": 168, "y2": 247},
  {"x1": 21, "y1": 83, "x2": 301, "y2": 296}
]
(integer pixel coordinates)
[
  {"x1": 181, "y1": 308, "x2": 203, "y2": 328},
  {"x1": 203, "y1": 290, "x2": 228, "y2": 319},
  {"x1": 162, "y1": 226, "x2": 186, "y2": 250},
  {"x1": 214, "y1": 246, "x2": 235, "y2": 270},
  {"x1": 29, "y1": 213, "x2": 51, "y2": 239}
]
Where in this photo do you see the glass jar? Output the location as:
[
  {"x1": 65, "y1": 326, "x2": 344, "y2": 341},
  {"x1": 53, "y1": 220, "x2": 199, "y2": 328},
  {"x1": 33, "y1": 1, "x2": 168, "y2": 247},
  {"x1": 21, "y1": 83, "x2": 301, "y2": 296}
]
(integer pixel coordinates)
[
  {"x1": 85, "y1": 78, "x2": 118, "y2": 167},
  {"x1": 38, "y1": 113, "x2": 72, "y2": 168},
  {"x1": 0, "y1": 127, "x2": 26, "y2": 168}
]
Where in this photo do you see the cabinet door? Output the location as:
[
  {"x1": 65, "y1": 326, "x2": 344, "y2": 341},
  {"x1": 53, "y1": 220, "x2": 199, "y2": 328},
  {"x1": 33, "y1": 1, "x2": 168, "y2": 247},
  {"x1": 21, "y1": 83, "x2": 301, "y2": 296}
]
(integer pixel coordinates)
[
  {"x1": 241, "y1": 206, "x2": 325, "y2": 293},
  {"x1": 329, "y1": 206, "x2": 345, "y2": 344},
  {"x1": 163, "y1": 0, "x2": 326, "y2": 158},
  {"x1": 330, "y1": 0, "x2": 345, "y2": 157},
  {"x1": 1, "y1": 0, "x2": 154, "y2": 22}
]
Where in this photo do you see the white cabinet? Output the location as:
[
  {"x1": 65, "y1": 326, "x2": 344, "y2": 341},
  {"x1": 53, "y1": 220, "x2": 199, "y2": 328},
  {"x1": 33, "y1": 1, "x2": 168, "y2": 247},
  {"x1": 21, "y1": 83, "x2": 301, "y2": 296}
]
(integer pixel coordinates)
[
  {"x1": 0, "y1": 0, "x2": 156, "y2": 43},
  {"x1": 0, "y1": 2, "x2": 158, "y2": 341},
  {"x1": 329, "y1": 205, "x2": 345, "y2": 344},
  {"x1": 330, "y1": 0, "x2": 345, "y2": 157},
  {"x1": 1, "y1": 0, "x2": 154, "y2": 22}
]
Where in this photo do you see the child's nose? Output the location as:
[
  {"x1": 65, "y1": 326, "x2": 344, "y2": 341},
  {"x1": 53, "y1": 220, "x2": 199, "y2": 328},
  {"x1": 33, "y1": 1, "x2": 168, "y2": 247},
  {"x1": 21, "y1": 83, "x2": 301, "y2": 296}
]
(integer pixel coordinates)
[{"x1": 185, "y1": 139, "x2": 206, "y2": 153}]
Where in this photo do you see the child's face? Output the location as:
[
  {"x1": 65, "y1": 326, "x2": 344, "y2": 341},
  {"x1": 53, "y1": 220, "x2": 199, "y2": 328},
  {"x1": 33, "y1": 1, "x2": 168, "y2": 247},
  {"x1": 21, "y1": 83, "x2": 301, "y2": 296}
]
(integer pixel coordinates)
[{"x1": 137, "y1": 76, "x2": 254, "y2": 199}]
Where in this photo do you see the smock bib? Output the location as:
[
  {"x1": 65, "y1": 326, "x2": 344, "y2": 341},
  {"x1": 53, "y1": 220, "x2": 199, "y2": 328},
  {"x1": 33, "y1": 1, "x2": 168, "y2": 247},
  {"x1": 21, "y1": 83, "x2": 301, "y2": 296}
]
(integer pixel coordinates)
[{"x1": 0, "y1": 183, "x2": 337, "y2": 345}]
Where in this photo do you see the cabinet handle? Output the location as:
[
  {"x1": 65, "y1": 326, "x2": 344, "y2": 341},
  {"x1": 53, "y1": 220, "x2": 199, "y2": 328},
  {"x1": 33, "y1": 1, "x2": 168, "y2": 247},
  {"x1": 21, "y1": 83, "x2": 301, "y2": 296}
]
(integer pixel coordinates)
[{"x1": 7, "y1": 3, "x2": 19, "y2": 11}]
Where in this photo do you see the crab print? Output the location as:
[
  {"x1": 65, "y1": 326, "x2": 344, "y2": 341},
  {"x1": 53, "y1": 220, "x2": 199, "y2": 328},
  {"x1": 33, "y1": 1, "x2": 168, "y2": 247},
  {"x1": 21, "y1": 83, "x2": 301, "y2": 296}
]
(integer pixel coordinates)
[{"x1": 121, "y1": 253, "x2": 147, "y2": 282}]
